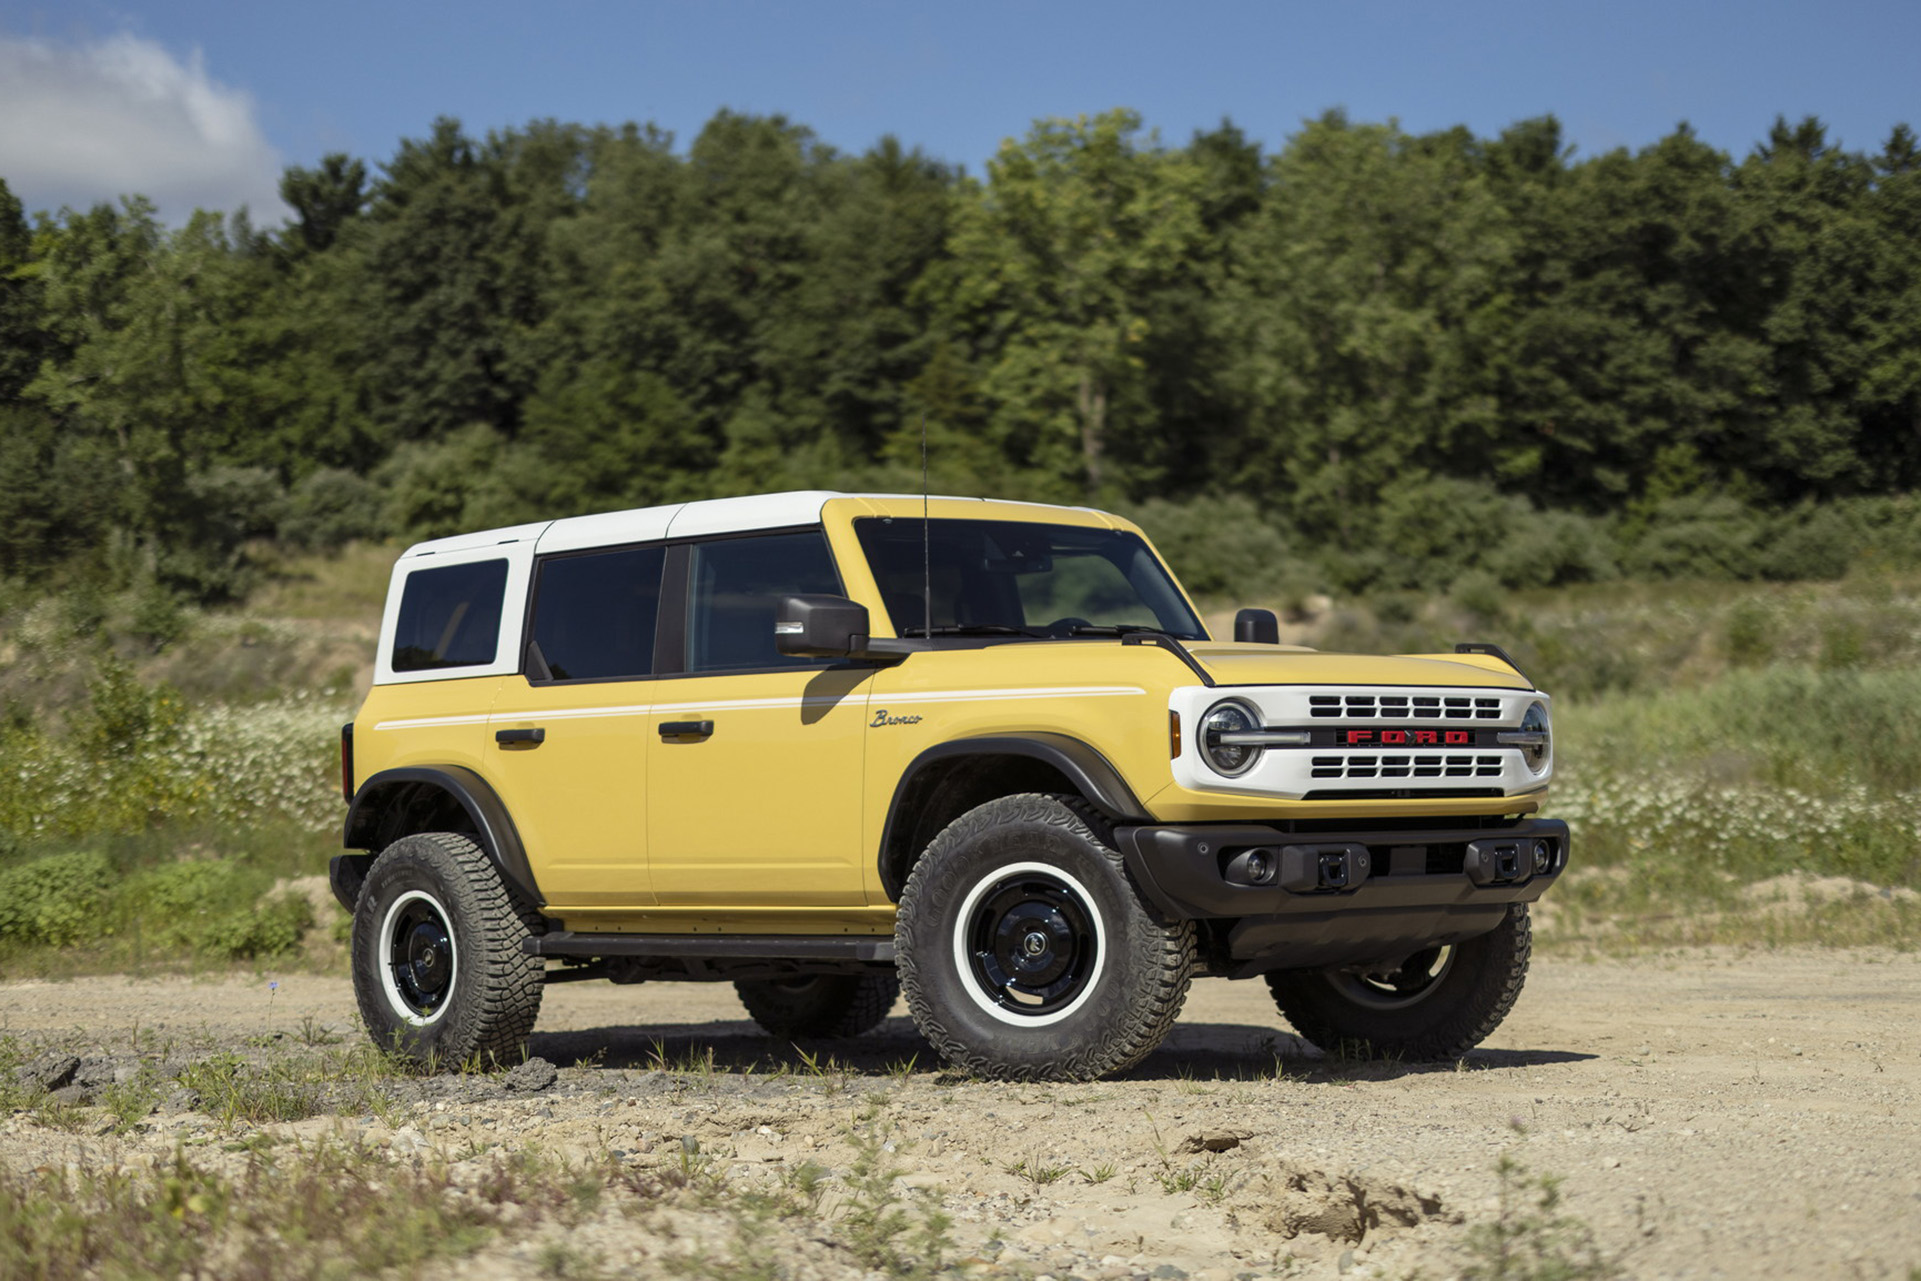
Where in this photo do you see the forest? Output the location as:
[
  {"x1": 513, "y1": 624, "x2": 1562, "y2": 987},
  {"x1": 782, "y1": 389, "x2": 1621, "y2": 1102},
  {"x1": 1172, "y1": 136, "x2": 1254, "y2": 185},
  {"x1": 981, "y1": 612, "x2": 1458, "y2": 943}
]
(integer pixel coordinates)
[{"x1": 3, "y1": 106, "x2": 1920, "y2": 615}]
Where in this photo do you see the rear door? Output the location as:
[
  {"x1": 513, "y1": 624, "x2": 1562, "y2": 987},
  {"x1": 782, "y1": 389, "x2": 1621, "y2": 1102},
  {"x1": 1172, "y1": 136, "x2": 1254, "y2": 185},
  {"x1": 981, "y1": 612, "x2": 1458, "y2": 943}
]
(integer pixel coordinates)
[{"x1": 486, "y1": 541, "x2": 667, "y2": 909}]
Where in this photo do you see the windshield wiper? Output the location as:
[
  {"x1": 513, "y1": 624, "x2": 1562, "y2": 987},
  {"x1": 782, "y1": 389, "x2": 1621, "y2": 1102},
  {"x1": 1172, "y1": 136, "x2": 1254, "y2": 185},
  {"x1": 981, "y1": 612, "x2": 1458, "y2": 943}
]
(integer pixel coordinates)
[
  {"x1": 1066, "y1": 624, "x2": 1168, "y2": 637},
  {"x1": 900, "y1": 623, "x2": 1047, "y2": 638}
]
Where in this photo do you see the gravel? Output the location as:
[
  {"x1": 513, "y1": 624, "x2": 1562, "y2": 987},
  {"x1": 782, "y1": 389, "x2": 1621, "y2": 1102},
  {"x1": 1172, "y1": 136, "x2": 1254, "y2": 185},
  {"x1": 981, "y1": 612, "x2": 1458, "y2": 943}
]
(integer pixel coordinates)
[{"x1": 2, "y1": 947, "x2": 1918, "y2": 1279}]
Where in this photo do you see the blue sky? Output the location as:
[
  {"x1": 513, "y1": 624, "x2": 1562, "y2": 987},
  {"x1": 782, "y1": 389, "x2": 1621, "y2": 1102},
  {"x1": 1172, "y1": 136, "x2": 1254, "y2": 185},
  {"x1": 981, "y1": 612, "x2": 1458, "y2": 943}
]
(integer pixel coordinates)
[{"x1": 2, "y1": 0, "x2": 1916, "y2": 224}]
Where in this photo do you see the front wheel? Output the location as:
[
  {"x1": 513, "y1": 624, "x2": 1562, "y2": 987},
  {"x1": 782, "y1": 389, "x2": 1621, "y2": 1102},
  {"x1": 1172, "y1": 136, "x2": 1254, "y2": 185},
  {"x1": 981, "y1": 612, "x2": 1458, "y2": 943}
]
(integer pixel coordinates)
[
  {"x1": 1266, "y1": 904, "x2": 1532, "y2": 1061},
  {"x1": 351, "y1": 832, "x2": 545, "y2": 1069},
  {"x1": 896, "y1": 794, "x2": 1194, "y2": 1081}
]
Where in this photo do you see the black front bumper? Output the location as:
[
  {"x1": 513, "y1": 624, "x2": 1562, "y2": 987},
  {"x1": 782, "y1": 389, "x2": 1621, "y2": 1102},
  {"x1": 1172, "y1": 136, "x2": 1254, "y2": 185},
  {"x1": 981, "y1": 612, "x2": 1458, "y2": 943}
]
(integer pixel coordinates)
[{"x1": 1113, "y1": 818, "x2": 1568, "y2": 976}]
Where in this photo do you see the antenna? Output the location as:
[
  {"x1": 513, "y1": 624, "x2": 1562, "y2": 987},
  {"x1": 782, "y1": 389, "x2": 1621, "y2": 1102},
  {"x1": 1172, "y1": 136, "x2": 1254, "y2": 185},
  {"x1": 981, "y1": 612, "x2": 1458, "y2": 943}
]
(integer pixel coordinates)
[{"x1": 921, "y1": 413, "x2": 933, "y2": 642}]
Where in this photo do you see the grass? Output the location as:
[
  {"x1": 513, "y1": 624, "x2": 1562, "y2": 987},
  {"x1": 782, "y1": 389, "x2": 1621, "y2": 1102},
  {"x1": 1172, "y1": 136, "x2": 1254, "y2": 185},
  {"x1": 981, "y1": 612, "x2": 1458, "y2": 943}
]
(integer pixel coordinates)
[
  {"x1": 0, "y1": 1139, "x2": 641, "y2": 1281},
  {"x1": 1539, "y1": 665, "x2": 1921, "y2": 950}
]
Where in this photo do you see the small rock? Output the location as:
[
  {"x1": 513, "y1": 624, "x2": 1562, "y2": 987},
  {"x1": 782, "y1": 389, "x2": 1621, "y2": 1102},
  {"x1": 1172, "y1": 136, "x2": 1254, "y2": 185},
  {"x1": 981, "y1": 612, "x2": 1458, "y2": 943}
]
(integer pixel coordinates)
[
  {"x1": 503, "y1": 1057, "x2": 558, "y2": 1093},
  {"x1": 16, "y1": 1052, "x2": 81, "y2": 1094},
  {"x1": 72, "y1": 1057, "x2": 118, "y2": 1091},
  {"x1": 1152, "y1": 1266, "x2": 1190, "y2": 1280},
  {"x1": 1180, "y1": 1130, "x2": 1253, "y2": 1154}
]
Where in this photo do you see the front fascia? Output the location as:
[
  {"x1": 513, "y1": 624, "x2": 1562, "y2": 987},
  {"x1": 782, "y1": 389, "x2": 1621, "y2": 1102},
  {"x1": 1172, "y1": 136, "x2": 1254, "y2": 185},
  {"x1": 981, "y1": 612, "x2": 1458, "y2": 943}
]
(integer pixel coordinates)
[{"x1": 1167, "y1": 683, "x2": 1553, "y2": 801}]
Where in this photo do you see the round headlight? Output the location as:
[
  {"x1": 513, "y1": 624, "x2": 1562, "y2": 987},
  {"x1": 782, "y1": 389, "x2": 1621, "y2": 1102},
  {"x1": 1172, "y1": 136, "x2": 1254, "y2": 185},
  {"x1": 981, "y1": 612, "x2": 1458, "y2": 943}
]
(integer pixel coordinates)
[
  {"x1": 1200, "y1": 699, "x2": 1263, "y2": 777},
  {"x1": 1519, "y1": 701, "x2": 1550, "y2": 774}
]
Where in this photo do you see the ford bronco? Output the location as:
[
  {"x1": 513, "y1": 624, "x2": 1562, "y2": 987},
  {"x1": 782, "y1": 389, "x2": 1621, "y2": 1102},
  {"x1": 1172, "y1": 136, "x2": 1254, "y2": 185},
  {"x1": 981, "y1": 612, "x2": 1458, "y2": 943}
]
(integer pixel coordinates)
[{"x1": 333, "y1": 492, "x2": 1565, "y2": 1080}]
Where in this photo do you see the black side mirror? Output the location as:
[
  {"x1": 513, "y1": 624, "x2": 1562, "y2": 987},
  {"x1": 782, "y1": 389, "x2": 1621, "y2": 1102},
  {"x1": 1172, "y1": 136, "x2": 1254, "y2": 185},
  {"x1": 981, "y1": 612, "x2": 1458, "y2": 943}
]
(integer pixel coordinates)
[
  {"x1": 1234, "y1": 608, "x2": 1281, "y2": 645},
  {"x1": 775, "y1": 595, "x2": 870, "y2": 657}
]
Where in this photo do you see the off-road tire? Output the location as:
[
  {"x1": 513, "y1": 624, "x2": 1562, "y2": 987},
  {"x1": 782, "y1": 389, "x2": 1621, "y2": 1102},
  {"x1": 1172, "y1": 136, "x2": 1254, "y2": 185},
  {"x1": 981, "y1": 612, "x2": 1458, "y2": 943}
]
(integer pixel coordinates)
[
  {"x1": 896, "y1": 793, "x2": 1194, "y2": 1081},
  {"x1": 352, "y1": 831, "x2": 545, "y2": 1069},
  {"x1": 1266, "y1": 904, "x2": 1532, "y2": 1061},
  {"x1": 734, "y1": 973, "x2": 901, "y2": 1038}
]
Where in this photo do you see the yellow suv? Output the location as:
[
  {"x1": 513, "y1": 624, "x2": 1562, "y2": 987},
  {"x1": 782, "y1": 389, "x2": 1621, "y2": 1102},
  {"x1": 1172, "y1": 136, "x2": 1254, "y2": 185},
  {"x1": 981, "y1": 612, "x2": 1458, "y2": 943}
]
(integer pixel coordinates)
[{"x1": 333, "y1": 492, "x2": 1566, "y2": 1080}]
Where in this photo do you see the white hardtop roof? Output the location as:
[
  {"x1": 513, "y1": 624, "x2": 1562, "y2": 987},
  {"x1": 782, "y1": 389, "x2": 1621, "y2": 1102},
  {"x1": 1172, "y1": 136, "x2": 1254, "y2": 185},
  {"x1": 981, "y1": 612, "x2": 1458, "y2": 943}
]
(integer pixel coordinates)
[{"x1": 397, "y1": 491, "x2": 1103, "y2": 559}]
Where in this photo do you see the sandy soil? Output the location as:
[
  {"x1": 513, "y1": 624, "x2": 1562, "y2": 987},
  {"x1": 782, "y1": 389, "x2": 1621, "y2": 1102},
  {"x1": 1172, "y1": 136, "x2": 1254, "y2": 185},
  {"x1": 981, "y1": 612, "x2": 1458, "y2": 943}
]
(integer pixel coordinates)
[{"x1": 3, "y1": 948, "x2": 1918, "y2": 1279}]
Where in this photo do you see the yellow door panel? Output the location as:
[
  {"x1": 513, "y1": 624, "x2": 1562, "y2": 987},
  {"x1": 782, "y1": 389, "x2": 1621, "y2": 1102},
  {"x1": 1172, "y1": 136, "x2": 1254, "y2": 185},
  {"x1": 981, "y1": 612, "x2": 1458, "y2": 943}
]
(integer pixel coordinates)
[
  {"x1": 481, "y1": 539, "x2": 667, "y2": 909},
  {"x1": 486, "y1": 678, "x2": 653, "y2": 908},
  {"x1": 647, "y1": 667, "x2": 874, "y2": 906}
]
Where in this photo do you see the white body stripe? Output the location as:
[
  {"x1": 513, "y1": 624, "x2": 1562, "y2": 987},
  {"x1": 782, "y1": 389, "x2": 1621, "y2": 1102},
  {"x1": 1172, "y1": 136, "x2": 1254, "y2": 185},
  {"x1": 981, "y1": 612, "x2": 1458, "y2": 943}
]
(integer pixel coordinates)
[{"x1": 370, "y1": 685, "x2": 1145, "y2": 732}]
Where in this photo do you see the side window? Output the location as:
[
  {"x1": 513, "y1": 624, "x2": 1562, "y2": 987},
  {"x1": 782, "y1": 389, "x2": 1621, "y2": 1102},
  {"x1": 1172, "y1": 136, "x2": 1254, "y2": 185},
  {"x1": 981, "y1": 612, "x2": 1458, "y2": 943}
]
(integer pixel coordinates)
[
  {"x1": 392, "y1": 560, "x2": 509, "y2": 672},
  {"x1": 685, "y1": 531, "x2": 841, "y2": 672},
  {"x1": 528, "y1": 545, "x2": 665, "y2": 682}
]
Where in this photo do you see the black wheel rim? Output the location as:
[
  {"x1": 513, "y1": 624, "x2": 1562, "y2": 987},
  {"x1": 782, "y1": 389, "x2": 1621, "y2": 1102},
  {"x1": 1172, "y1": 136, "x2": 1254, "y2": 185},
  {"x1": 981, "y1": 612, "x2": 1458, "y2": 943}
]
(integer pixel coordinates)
[
  {"x1": 1329, "y1": 946, "x2": 1454, "y2": 1011},
  {"x1": 385, "y1": 895, "x2": 456, "y2": 1019},
  {"x1": 965, "y1": 872, "x2": 1099, "y2": 1018}
]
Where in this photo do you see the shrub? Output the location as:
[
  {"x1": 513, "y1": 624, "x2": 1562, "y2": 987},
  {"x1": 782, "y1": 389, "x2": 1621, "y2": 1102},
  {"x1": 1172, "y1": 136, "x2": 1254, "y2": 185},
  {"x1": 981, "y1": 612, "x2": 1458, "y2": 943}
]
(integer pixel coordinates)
[
  {"x1": 1620, "y1": 494, "x2": 1763, "y2": 580},
  {"x1": 120, "y1": 862, "x2": 316, "y2": 960},
  {"x1": 278, "y1": 468, "x2": 389, "y2": 551},
  {"x1": 0, "y1": 851, "x2": 113, "y2": 947},
  {"x1": 1722, "y1": 598, "x2": 1778, "y2": 667},
  {"x1": 1759, "y1": 503, "x2": 1861, "y2": 582},
  {"x1": 1484, "y1": 508, "x2": 1618, "y2": 589},
  {"x1": 1125, "y1": 494, "x2": 1303, "y2": 600}
]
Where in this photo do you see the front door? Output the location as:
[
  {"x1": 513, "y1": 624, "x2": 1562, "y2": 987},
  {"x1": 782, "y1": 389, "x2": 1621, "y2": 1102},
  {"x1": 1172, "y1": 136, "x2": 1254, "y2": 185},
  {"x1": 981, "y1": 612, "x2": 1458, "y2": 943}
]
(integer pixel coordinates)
[{"x1": 646, "y1": 529, "x2": 874, "y2": 907}]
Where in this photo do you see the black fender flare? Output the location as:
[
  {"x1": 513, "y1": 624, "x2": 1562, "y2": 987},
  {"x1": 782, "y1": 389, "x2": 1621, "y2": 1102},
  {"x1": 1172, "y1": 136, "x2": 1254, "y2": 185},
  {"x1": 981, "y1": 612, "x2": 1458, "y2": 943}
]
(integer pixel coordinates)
[
  {"x1": 876, "y1": 733, "x2": 1152, "y2": 897},
  {"x1": 342, "y1": 765, "x2": 545, "y2": 908}
]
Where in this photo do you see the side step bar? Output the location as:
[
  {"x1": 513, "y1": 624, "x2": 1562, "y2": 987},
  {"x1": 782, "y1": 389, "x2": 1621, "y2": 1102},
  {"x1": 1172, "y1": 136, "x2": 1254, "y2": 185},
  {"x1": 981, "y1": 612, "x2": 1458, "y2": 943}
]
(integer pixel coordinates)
[{"x1": 524, "y1": 932, "x2": 896, "y2": 963}]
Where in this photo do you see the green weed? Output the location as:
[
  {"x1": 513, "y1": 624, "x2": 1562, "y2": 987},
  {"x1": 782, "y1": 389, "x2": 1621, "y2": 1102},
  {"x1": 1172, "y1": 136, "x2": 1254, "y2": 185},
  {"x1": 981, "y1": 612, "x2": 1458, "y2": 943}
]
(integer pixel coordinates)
[
  {"x1": 1004, "y1": 1155, "x2": 1071, "y2": 1186},
  {"x1": 837, "y1": 1102, "x2": 952, "y2": 1279},
  {"x1": 1461, "y1": 1150, "x2": 1623, "y2": 1280}
]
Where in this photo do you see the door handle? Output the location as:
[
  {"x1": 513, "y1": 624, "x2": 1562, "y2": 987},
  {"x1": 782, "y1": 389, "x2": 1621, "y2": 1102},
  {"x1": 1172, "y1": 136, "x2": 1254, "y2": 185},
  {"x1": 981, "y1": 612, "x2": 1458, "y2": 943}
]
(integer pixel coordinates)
[
  {"x1": 658, "y1": 719, "x2": 714, "y2": 739},
  {"x1": 495, "y1": 727, "x2": 546, "y2": 747}
]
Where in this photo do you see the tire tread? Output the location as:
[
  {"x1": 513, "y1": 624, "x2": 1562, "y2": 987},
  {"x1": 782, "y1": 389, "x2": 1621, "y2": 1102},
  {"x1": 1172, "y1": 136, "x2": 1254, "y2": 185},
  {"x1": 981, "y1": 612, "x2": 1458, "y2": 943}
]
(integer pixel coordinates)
[
  {"x1": 352, "y1": 831, "x2": 545, "y2": 1069},
  {"x1": 1267, "y1": 904, "x2": 1532, "y2": 1061},
  {"x1": 897, "y1": 793, "x2": 1194, "y2": 1082}
]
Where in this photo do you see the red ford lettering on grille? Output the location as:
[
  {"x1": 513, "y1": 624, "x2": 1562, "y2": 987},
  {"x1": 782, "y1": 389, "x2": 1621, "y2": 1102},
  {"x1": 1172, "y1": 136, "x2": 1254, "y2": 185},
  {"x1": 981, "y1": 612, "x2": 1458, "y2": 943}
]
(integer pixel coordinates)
[{"x1": 1345, "y1": 729, "x2": 1473, "y2": 745}]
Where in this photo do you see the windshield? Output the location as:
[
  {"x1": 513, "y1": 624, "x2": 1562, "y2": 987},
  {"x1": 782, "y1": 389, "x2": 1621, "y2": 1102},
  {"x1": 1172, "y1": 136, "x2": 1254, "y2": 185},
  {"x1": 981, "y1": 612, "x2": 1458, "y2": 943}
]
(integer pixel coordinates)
[{"x1": 853, "y1": 518, "x2": 1206, "y2": 640}]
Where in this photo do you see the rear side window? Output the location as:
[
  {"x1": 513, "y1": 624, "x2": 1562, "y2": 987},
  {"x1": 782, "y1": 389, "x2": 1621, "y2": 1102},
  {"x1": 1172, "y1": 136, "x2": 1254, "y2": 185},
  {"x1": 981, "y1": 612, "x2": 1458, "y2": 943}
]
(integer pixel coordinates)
[
  {"x1": 685, "y1": 531, "x2": 842, "y2": 671},
  {"x1": 392, "y1": 560, "x2": 509, "y2": 672},
  {"x1": 528, "y1": 545, "x2": 665, "y2": 681}
]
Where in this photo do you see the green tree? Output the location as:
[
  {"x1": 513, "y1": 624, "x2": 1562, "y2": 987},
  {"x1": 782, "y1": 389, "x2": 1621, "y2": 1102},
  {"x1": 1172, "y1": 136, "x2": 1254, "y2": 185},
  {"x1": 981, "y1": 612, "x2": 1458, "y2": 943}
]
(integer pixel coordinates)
[
  {"x1": 1218, "y1": 113, "x2": 1514, "y2": 541},
  {"x1": 943, "y1": 109, "x2": 1207, "y2": 500}
]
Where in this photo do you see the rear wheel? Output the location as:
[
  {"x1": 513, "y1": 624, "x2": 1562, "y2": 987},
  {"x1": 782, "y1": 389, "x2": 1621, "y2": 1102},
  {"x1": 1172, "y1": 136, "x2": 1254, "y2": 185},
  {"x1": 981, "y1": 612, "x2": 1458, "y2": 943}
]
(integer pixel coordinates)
[
  {"x1": 896, "y1": 794, "x2": 1194, "y2": 1081},
  {"x1": 1266, "y1": 904, "x2": 1532, "y2": 1060},
  {"x1": 351, "y1": 832, "x2": 545, "y2": 1069},
  {"x1": 734, "y1": 973, "x2": 900, "y2": 1038}
]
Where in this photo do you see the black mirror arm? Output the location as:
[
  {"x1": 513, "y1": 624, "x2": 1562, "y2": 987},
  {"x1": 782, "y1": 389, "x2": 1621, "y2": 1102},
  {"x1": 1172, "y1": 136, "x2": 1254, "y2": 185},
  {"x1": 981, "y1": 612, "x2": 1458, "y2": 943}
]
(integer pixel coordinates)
[{"x1": 852, "y1": 637, "x2": 926, "y2": 664}]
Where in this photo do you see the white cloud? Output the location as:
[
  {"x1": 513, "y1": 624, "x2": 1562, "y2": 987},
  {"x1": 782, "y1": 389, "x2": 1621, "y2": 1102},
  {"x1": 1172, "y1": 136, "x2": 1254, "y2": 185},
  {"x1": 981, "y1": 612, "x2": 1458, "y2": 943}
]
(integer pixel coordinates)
[{"x1": 0, "y1": 30, "x2": 290, "y2": 224}]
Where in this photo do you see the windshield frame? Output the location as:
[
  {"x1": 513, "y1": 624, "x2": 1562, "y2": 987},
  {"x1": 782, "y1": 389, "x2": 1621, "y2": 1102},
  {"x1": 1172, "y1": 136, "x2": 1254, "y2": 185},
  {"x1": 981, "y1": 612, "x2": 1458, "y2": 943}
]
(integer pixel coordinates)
[{"x1": 851, "y1": 516, "x2": 1208, "y2": 643}]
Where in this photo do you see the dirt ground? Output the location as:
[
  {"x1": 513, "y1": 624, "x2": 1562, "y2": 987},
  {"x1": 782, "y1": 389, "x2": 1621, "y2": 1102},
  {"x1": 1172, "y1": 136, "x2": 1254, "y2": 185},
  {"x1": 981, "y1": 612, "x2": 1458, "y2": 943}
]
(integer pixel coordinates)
[{"x1": 3, "y1": 947, "x2": 1918, "y2": 1280}]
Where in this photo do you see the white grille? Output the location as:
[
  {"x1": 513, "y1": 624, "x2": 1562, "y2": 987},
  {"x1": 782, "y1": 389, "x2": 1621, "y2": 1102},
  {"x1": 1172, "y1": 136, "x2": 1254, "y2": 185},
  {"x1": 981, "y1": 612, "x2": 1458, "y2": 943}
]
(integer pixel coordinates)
[
  {"x1": 1167, "y1": 682, "x2": 1550, "y2": 800},
  {"x1": 1309, "y1": 753, "x2": 1504, "y2": 781},
  {"x1": 1307, "y1": 693, "x2": 1501, "y2": 720}
]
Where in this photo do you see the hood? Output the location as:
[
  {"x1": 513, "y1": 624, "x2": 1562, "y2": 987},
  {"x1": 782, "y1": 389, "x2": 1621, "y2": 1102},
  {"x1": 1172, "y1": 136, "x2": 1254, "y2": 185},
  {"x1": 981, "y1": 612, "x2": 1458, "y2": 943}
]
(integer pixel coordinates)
[{"x1": 1186, "y1": 643, "x2": 1535, "y2": 691}]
